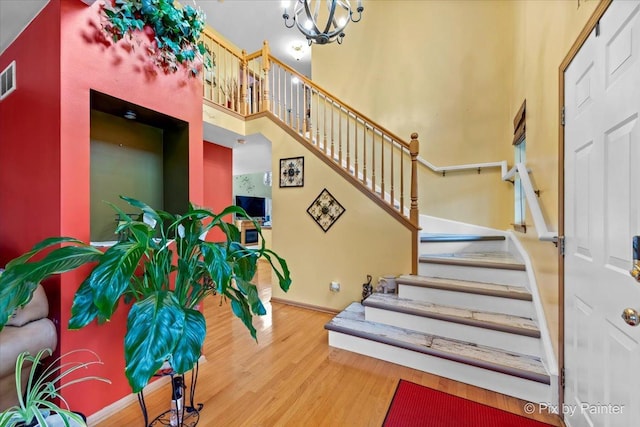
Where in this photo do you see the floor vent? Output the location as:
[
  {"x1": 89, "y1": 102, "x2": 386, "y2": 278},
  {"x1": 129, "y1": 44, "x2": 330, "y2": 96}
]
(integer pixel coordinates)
[{"x1": 1, "y1": 61, "x2": 16, "y2": 100}]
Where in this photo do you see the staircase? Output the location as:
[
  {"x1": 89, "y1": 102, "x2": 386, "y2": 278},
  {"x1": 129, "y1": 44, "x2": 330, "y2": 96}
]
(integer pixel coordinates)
[
  {"x1": 325, "y1": 224, "x2": 558, "y2": 404},
  {"x1": 197, "y1": 30, "x2": 557, "y2": 404}
]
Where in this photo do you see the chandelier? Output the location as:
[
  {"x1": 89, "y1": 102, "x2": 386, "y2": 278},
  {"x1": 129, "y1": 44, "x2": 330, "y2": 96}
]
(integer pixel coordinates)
[{"x1": 282, "y1": 0, "x2": 364, "y2": 45}]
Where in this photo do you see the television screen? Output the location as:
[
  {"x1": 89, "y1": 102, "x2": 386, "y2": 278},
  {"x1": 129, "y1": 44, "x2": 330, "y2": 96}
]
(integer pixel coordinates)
[{"x1": 235, "y1": 195, "x2": 266, "y2": 219}]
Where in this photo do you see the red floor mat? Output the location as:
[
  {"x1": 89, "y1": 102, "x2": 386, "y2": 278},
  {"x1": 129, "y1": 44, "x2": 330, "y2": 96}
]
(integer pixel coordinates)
[{"x1": 383, "y1": 380, "x2": 555, "y2": 427}]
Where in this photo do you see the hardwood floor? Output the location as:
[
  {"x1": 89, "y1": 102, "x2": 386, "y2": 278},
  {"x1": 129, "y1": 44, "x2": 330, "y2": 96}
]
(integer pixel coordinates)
[{"x1": 93, "y1": 284, "x2": 563, "y2": 427}]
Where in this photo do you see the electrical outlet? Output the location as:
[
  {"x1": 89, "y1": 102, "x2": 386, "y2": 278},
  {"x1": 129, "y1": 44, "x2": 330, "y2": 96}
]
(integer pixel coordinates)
[{"x1": 330, "y1": 281, "x2": 340, "y2": 292}]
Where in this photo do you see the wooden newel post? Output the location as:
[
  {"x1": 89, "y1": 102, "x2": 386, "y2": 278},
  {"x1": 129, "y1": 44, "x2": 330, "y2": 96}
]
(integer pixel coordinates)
[
  {"x1": 261, "y1": 41, "x2": 271, "y2": 112},
  {"x1": 241, "y1": 49, "x2": 248, "y2": 116},
  {"x1": 409, "y1": 132, "x2": 420, "y2": 227}
]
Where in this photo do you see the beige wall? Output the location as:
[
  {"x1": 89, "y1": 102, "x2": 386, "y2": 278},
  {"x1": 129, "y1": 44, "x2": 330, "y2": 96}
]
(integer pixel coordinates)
[
  {"x1": 202, "y1": 0, "x2": 602, "y2": 350},
  {"x1": 203, "y1": 103, "x2": 245, "y2": 134},
  {"x1": 245, "y1": 117, "x2": 412, "y2": 310},
  {"x1": 312, "y1": 0, "x2": 515, "y2": 229},
  {"x1": 312, "y1": 0, "x2": 601, "y2": 357},
  {"x1": 511, "y1": 0, "x2": 599, "y2": 358}
]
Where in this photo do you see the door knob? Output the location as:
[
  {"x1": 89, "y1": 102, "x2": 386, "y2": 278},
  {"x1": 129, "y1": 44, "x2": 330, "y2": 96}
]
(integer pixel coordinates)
[
  {"x1": 622, "y1": 308, "x2": 640, "y2": 326},
  {"x1": 630, "y1": 236, "x2": 640, "y2": 282}
]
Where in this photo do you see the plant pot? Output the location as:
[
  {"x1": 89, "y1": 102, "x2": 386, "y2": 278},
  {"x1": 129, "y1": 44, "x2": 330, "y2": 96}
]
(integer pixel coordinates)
[{"x1": 17, "y1": 412, "x2": 87, "y2": 427}]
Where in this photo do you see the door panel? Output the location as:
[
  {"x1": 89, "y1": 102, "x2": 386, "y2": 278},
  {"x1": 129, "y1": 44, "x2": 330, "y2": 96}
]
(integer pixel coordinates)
[
  {"x1": 574, "y1": 141, "x2": 594, "y2": 260},
  {"x1": 564, "y1": 1, "x2": 640, "y2": 426},
  {"x1": 604, "y1": 117, "x2": 637, "y2": 270}
]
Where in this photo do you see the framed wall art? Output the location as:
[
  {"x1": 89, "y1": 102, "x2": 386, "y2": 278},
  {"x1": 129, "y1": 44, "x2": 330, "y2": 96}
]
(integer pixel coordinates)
[
  {"x1": 307, "y1": 188, "x2": 346, "y2": 232},
  {"x1": 279, "y1": 156, "x2": 304, "y2": 188}
]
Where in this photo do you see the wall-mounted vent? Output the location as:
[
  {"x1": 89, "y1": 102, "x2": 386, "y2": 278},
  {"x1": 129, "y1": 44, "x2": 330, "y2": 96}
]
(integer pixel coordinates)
[{"x1": 1, "y1": 61, "x2": 17, "y2": 100}]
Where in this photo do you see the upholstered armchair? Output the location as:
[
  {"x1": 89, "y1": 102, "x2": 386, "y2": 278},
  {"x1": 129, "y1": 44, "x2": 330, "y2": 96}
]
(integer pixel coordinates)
[{"x1": 0, "y1": 284, "x2": 58, "y2": 410}]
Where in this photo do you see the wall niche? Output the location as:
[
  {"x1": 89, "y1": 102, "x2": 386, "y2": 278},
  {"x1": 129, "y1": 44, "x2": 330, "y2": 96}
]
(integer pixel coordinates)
[{"x1": 90, "y1": 90, "x2": 189, "y2": 242}]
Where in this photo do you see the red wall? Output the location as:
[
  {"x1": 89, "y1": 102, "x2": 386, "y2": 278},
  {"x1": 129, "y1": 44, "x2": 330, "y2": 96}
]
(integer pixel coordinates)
[
  {"x1": 57, "y1": 0, "x2": 204, "y2": 415},
  {"x1": 0, "y1": 0, "x2": 206, "y2": 417},
  {"x1": 0, "y1": 1, "x2": 61, "y2": 264},
  {"x1": 203, "y1": 141, "x2": 233, "y2": 241},
  {"x1": 0, "y1": 0, "x2": 65, "y2": 395}
]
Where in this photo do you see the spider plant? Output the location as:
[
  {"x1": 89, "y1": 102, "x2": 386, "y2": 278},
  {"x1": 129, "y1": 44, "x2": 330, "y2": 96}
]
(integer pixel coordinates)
[{"x1": 0, "y1": 348, "x2": 110, "y2": 427}]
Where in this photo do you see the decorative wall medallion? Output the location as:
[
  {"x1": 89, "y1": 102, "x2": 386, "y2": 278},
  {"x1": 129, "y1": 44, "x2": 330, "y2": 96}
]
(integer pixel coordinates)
[
  {"x1": 307, "y1": 189, "x2": 345, "y2": 232},
  {"x1": 279, "y1": 157, "x2": 304, "y2": 187}
]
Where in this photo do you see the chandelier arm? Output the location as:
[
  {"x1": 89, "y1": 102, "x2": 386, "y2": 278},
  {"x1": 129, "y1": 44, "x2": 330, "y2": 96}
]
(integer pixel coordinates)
[
  {"x1": 310, "y1": 0, "x2": 322, "y2": 35},
  {"x1": 313, "y1": 0, "x2": 321, "y2": 22},
  {"x1": 323, "y1": 1, "x2": 338, "y2": 35},
  {"x1": 298, "y1": 0, "x2": 320, "y2": 36},
  {"x1": 350, "y1": 7, "x2": 363, "y2": 23},
  {"x1": 283, "y1": 12, "x2": 296, "y2": 29}
]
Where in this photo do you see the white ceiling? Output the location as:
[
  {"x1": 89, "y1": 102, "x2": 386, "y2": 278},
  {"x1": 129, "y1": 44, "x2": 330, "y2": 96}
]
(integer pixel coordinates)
[
  {"x1": 200, "y1": 0, "x2": 312, "y2": 78},
  {"x1": 0, "y1": 0, "x2": 305, "y2": 175},
  {"x1": 0, "y1": 0, "x2": 49, "y2": 55},
  {"x1": 0, "y1": 1, "x2": 311, "y2": 76},
  {"x1": 203, "y1": 124, "x2": 272, "y2": 175}
]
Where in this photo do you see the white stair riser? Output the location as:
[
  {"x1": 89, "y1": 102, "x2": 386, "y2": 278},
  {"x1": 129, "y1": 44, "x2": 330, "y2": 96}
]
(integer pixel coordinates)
[
  {"x1": 328, "y1": 331, "x2": 553, "y2": 404},
  {"x1": 419, "y1": 240, "x2": 506, "y2": 255},
  {"x1": 364, "y1": 306, "x2": 542, "y2": 357},
  {"x1": 398, "y1": 285, "x2": 535, "y2": 318},
  {"x1": 418, "y1": 263, "x2": 528, "y2": 287},
  {"x1": 420, "y1": 216, "x2": 508, "y2": 236}
]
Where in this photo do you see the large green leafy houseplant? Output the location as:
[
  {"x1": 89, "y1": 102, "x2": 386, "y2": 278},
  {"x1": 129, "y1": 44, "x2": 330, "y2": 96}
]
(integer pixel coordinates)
[
  {"x1": 100, "y1": 0, "x2": 212, "y2": 75},
  {"x1": 0, "y1": 197, "x2": 290, "y2": 393}
]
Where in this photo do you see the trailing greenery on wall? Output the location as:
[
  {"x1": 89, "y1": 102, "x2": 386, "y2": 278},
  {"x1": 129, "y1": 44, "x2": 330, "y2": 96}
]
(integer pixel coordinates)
[{"x1": 100, "y1": 0, "x2": 213, "y2": 76}]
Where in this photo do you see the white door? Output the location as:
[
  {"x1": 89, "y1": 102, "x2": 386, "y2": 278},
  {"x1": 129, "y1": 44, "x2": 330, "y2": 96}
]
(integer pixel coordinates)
[{"x1": 564, "y1": 1, "x2": 640, "y2": 426}]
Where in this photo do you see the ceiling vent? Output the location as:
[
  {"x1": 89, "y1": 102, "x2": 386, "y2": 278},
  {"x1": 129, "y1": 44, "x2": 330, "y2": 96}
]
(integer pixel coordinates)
[{"x1": 1, "y1": 61, "x2": 16, "y2": 101}]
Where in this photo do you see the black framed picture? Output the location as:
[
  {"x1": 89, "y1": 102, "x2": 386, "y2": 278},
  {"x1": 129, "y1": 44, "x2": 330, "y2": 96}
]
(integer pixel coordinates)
[
  {"x1": 307, "y1": 188, "x2": 346, "y2": 232},
  {"x1": 279, "y1": 156, "x2": 304, "y2": 188}
]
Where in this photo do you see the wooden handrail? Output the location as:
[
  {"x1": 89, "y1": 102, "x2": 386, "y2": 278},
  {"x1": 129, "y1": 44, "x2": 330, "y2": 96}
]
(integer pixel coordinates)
[
  {"x1": 244, "y1": 50, "x2": 263, "y2": 61},
  {"x1": 199, "y1": 31, "x2": 421, "y2": 271},
  {"x1": 202, "y1": 27, "x2": 244, "y2": 58},
  {"x1": 265, "y1": 58, "x2": 417, "y2": 224},
  {"x1": 199, "y1": 31, "x2": 419, "y2": 236},
  {"x1": 267, "y1": 55, "x2": 412, "y2": 152}
]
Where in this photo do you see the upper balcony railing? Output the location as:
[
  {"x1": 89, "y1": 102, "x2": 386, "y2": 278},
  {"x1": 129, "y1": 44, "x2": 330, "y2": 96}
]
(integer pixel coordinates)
[
  {"x1": 199, "y1": 30, "x2": 558, "y2": 247},
  {"x1": 200, "y1": 30, "x2": 420, "y2": 230}
]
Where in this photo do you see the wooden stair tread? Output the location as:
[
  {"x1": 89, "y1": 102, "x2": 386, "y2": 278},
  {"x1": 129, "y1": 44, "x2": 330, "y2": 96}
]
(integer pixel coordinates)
[
  {"x1": 397, "y1": 275, "x2": 532, "y2": 301},
  {"x1": 419, "y1": 251, "x2": 526, "y2": 271},
  {"x1": 362, "y1": 293, "x2": 540, "y2": 338},
  {"x1": 325, "y1": 303, "x2": 549, "y2": 384},
  {"x1": 420, "y1": 233, "x2": 506, "y2": 243}
]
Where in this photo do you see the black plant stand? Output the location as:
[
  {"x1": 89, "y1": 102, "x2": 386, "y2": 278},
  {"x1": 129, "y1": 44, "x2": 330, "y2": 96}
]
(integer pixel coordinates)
[{"x1": 137, "y1": 362, "x2": 203, "y2": 427}]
